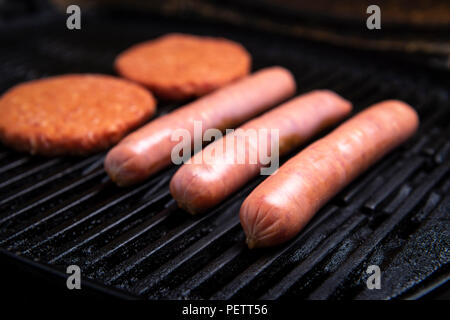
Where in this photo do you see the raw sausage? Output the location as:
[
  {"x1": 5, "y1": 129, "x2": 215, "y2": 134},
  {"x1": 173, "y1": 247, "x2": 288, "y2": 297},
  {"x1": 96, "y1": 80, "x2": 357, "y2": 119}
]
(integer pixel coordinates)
[
  {"x1": 170, "y1": 90, "x2": 352, "y2": 214},
  {"x1": 240, "y1": 100, "x2": 419, "y2": 248},
  {"x1": 106, "y1": 66, "x2": 295, "y2": 186},
  {"x1": 105, "y1": 66, "x2": 296, "y2": 186}
]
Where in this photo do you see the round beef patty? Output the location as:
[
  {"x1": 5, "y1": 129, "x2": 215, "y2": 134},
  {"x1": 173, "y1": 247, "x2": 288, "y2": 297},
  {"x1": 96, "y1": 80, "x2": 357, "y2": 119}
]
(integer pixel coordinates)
[
  {"x1": 115, "y1": 33, "x2": 251, "y2": 101},
  {"x1": 0, "y1": 74, "x2": 156, "y2": 156}
]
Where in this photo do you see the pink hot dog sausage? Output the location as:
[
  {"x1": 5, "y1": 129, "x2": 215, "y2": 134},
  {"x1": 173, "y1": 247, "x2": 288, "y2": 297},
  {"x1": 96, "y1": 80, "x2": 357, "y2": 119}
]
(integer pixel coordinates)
[
  {"x1": 105, "y1": 66, "x2": 296, "y2": 186},
  {"x1": 170, "y1": 90, "x2": 352, "y2": 214},
  {"x1": 240, "y1": 100, "x2": 419, "y2": 248}
]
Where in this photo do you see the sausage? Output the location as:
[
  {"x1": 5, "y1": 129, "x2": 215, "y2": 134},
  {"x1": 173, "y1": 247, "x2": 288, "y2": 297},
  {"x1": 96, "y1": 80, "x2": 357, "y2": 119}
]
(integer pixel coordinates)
[
  {"x1": 240, "y1": 100, "x2": 419, "y2": 248},
  {"x1": 105, "y1": 66, "x2": 296, "y2": 186},
  {"x1": 170, "y1": 90, "x2": 352, "y2": 214}
]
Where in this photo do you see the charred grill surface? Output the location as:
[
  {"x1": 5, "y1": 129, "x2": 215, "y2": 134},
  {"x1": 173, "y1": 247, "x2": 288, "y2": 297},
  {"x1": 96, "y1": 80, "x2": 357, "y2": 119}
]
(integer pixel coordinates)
[{"x1": 0, "y1": 12, "x2": 449, "y2": 299}]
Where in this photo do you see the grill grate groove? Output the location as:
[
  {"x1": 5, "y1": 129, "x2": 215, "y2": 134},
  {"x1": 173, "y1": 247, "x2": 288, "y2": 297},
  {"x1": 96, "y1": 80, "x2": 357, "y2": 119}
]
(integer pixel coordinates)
[{"x1": 0, "y1": 12, "x2": 448, "y2": 299}]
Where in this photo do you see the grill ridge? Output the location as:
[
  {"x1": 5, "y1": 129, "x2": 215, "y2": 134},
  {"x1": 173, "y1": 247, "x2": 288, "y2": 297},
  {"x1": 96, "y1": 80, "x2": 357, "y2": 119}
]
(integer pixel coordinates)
[{"x1": 0, "y1": 13, "x2": 448, "y2": 299}]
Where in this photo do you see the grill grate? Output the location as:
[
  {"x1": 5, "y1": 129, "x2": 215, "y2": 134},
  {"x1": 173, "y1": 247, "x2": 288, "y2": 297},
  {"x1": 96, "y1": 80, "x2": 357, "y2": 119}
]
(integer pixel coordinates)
[{"x1": 0, "y1": 12, "x2": 449, "y2": 300}]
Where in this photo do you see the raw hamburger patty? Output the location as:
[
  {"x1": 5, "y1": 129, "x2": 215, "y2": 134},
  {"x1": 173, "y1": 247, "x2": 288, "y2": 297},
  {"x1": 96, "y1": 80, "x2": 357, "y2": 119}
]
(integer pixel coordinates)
[
  {"x1": 0, "y1": 74, "x2": 156, "y2": 156},
  {"x1": 115, "y1": 33, "x2": 252, "y2": 100}
]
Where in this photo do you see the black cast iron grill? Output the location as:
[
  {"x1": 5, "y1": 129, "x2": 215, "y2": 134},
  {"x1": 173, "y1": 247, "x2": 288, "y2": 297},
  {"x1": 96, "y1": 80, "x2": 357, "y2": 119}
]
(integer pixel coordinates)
[{"x1": 0, "y1": 12, "x2": 449, "y2": 300}]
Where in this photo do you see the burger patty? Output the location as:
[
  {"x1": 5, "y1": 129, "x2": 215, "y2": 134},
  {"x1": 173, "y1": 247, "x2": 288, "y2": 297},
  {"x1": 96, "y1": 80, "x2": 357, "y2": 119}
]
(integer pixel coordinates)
[
  {"x1": 0, "y1": 74, "x2": 156, "y2": 156},
  {"x1": 115, "y1": 33, "x2": 252, "y2": 101}
]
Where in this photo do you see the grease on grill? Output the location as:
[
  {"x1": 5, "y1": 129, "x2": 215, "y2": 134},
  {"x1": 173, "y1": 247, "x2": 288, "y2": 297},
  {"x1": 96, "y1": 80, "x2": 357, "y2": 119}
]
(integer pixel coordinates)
[{"x1": 0, "y1": 14, "x2": 449, "y2": 299}]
